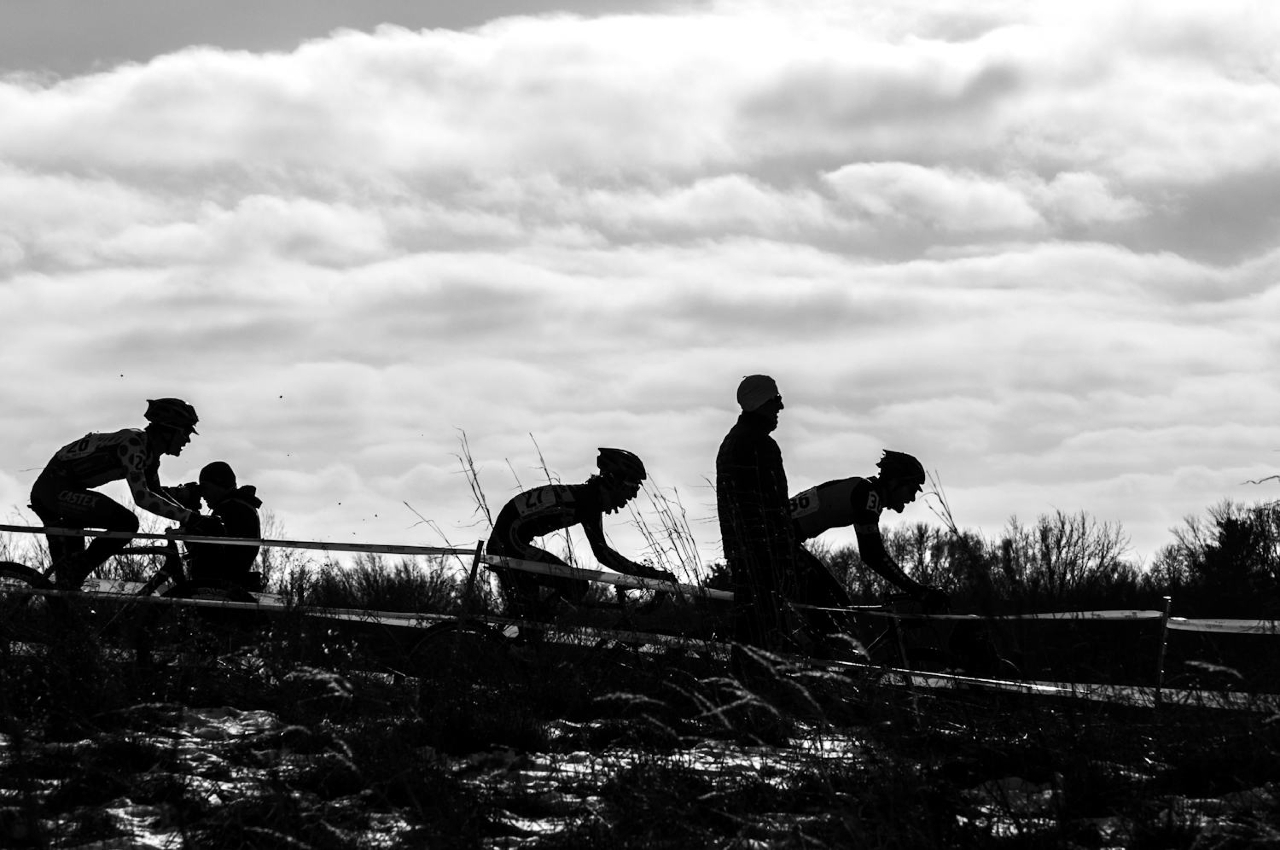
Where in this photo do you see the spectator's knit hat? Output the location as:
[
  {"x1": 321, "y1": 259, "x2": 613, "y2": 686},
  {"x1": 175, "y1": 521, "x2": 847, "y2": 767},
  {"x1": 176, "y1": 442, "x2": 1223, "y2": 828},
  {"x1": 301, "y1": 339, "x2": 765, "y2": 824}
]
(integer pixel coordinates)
[
  {"x1": 199, "y1": 461, "x2": 237, "y2": 490},
  {"x1": 736, "y1": 375, "x2": 781, "y2": 412}
]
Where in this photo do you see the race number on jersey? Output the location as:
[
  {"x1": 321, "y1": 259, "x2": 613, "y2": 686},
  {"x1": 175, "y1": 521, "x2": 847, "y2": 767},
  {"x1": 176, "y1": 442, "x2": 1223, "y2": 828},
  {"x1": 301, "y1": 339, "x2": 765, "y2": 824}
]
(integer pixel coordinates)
[
  {"x1": 789, "y1": 487, "x2": 820, "y2": 520},
  {"x1": 514, "y1": 484, "x2": 576, "y2": 518},
  {"x1": 58, "y1": 432, "x2": 124, "y2": 461},
  {"x1": 54, "y1": 429, "x2": 149, "y2": 480}
]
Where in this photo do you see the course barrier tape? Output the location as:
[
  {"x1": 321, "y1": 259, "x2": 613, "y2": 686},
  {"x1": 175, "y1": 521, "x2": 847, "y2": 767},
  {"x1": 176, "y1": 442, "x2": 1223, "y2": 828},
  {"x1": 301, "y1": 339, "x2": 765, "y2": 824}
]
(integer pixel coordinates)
[
  {"x1": 481, "y1": 554, "x2": 735, "y2": 601},
  {"x1": 0, "y1": 523, "x2": 475, "y2": 559},
  {"x1": 484, "y1": 557, "x2": 1280, "y2": 634},
  {"x1": 1168, "y1": 618, "x2": 1280, "y2": 635},
  {"x1": 846, "y1": 607, "x2": 1167, "y2": 622},
  {"x1": 65, "y1": 576, "x2": 287, "y2": 606},
  {"x1": 821, "y1": 659, "x2": 1280, "y2": 712},
  {"x1": 3, "y1": 524, "x2": 1278, "y2": 636},
  {"x1": 0, "y1": 581, "x2": 732, "y2": 655},
  {"x1": 7, "y1": 580, "x2": 1277, "y2": 713},
  {"x1": 6, "y1": 576, "x2": 1280, "y2": 712}
]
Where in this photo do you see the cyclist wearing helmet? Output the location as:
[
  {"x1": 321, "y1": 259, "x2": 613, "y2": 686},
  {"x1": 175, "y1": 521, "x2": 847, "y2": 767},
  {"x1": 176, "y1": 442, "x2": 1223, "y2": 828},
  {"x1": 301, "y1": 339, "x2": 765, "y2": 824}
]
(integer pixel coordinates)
[
  {"x1": 789, "y1": 450, "x2": 948, "y2": 612},
  {"x1": 716, "y1": 374, "x2": 798, "y2": 650},
  {"x1": 486, "y1": 448, "x2": 675, "y2": 617},
  {"x1": 29, "y1": 398, "x2": 217, "y2": 589}
]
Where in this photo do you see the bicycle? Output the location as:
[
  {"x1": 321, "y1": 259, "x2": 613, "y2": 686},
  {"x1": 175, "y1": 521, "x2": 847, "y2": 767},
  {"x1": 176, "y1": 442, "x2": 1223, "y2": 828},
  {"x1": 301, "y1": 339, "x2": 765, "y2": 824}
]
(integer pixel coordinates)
[
  {"x1": 792, "y1": 592, "x2": 977, "y2": 676},
  {"x1": 0, "y1": 531, "x2": 261, "y2": 648}
]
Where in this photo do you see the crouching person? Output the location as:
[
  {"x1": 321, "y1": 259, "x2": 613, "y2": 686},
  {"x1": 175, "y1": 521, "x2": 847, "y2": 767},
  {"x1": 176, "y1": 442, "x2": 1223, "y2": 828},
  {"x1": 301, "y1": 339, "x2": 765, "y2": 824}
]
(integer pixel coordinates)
[{"x1": 183, "y1": 461, "x2": 264, "y2": 592}]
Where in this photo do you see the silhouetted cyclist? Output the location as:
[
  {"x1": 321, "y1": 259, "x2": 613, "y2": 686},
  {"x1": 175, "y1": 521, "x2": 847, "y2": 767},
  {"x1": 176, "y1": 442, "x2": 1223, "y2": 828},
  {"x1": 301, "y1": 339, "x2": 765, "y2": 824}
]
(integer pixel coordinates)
[
  {"x1": 487, "y1": 448, "x2": 674, "y2": 617},
  {"x1": 790, "y1": 449, "x2": 949, "y2": 614},
  {"x1": 29, "y1": 398, "x2": 218, "y2": 589}
]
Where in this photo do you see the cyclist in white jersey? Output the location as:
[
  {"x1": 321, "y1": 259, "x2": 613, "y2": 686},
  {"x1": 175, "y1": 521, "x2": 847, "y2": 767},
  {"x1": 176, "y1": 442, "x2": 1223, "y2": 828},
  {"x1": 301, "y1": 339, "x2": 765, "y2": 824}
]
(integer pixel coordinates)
[
  {"x1": 29, "y1": 398, "x2": 217, "y2": 589},
  {"x1": 789, "y1": 450, "x2": 948, "y2": 615}
]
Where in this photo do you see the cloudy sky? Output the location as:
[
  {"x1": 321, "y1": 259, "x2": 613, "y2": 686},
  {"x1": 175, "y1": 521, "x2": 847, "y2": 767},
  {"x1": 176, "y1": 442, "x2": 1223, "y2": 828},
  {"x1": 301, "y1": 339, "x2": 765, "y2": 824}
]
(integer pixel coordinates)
[{"x1": 2, "y1": 0, "x2": 1277, "y2": 576}]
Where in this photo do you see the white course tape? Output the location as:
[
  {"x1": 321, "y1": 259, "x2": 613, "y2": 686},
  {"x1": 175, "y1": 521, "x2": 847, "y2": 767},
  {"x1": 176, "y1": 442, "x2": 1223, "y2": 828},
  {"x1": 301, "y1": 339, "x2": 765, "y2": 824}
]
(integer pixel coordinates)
[
  {"x1": 1167, "y1": 618, "x2": 1280, "y2": 635},
  {"x1": 5, "y1": 524, "x2": 1279, "y2": 635},
  {"x1": 481, "y1": 554, "x2": 734, "y2": 601},
  {"x1": 0, "y1": 523, "x2": 474, "y2": 558}
]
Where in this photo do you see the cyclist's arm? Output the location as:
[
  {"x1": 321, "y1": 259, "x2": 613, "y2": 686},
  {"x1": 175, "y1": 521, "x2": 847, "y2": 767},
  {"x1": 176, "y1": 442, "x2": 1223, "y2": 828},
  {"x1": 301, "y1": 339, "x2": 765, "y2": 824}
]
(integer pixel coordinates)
[
  {"x1": 852, "y1": 522, "x2": 927, "y2": 596},
  {"x1": 581, "y1": 514, "x2": 653, "y2": 576},
  {"x1": 120, "y1": 442, "x2": 195, "y2": 524}
]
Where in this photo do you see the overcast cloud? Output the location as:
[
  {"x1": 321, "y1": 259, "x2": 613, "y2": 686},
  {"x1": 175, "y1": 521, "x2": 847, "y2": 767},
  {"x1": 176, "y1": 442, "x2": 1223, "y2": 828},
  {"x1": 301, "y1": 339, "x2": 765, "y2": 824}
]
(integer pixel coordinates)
[{"x1": 1, "y1": 0, "x2": 1277, "y2": 573}]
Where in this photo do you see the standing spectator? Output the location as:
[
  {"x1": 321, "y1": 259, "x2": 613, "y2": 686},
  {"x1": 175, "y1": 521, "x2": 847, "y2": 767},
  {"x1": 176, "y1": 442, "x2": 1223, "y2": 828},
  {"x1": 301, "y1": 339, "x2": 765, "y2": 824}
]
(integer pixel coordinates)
[{"x1": 715, "y1": 375, "x2": 798, "y2": 650}]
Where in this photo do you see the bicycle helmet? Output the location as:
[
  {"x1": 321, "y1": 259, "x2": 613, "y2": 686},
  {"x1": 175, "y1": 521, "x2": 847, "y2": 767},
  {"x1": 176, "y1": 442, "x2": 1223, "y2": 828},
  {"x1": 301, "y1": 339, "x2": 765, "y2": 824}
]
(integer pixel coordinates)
[
  {"x1": 597, "y1": 448, "x2": 647, "y2": 483},
  {"x1": 145, "y1": 398, "x2": 199, "y2": 433},
  {"x1": 876, "y1": 450, "x2": 925, "y2": 485}
]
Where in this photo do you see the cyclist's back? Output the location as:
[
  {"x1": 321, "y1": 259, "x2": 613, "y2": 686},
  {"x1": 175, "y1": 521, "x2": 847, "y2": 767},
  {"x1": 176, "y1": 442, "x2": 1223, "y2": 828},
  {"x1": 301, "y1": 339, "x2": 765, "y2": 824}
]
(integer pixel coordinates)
[
  {"x1": 488, "y1": 481, "x2": 603, "y2": 614},
  {"x1": 45, "y1": 428, "x2": 151, "y2": 488},
  {"x1": 788, "y1": 451, "x2": 947, "y2": 612},
  {"x1": 486, "y1": 448, "x2": 664, "y2": 616},
  {"x1": 489, "y1": 482, "x2": 598, "y2": 556},
  {"x1": 790, "y1": 476, "x2": 875, "y2": 541}
]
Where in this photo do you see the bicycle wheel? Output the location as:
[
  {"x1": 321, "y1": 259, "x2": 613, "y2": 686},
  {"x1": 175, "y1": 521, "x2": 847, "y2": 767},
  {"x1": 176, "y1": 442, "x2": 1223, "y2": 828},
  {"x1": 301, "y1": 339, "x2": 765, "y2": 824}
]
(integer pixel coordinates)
[{"x1": 0, "y1": 561, "x2": 56, "y2": 646}]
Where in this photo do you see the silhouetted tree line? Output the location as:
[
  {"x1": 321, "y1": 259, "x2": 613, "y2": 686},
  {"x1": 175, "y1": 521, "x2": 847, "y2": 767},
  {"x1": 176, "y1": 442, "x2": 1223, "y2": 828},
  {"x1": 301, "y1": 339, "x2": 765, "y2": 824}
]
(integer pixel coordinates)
[{"x1": 814, "y1": 500, "x2": 1280, "y2": 618}]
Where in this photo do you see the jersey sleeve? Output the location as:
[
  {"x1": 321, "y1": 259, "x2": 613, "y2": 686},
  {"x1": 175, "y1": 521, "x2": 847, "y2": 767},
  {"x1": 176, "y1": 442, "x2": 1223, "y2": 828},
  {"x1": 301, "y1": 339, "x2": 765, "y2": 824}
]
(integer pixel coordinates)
[
  {"x1": 852, "y1": 522, "x2": 892, "y2": 566},
  {"x1": 849, "y1": 480, "x2": 883, "y2": 525},
  {"x1": 121, "y1": 438, "x2": 193, "y2": 523},
  {"x1": 852, "y1": 521, "x2": 926, "y2": 595},
  {"x1": 581, "y1": 511, "x2": 638, "y2": 573}
]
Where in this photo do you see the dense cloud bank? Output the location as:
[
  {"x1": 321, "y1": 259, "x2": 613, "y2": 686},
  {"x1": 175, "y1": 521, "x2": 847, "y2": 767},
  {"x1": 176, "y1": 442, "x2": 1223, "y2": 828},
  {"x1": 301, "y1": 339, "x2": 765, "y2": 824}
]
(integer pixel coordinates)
[{"x1": 2, "y1": 0, "x2": 1277, "y2": 565}]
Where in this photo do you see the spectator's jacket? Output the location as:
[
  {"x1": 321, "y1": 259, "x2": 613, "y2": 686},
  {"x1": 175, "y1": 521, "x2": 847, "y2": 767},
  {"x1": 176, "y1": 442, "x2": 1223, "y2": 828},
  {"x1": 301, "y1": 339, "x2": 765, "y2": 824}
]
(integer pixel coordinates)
[
  {"x1": 187, "y1": 485, "x2": 262, "y2": 581},
  {"x1": 715, "y1": 412, "x2": 796, "y2": 578}
]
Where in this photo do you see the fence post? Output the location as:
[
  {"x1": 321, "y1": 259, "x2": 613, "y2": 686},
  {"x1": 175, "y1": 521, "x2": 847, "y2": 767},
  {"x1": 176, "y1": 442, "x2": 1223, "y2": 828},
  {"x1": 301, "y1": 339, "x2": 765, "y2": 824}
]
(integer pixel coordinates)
[
  {"x1": 890, "y1": 609, "x2": 922, "y2": 724},
  {"x1": 1154, "y1": 595, "x2": 1173, "y2": 709},
  {"x1": 464, "y1": 541, "x2": 485, "y2": 615}
]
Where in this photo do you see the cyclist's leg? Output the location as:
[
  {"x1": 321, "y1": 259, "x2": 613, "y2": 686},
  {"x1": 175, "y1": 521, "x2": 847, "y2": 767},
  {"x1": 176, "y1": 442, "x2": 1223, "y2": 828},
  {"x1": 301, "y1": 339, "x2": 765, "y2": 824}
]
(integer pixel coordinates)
[
  {"x1": 30, "y1": 477, "x2": 87, "y2": 580},
  {"x1": 502, "y1": 545, "x2": 589, "y2": 608},
  {"x1": 792, "y1": 547, "x2": 855, "y2": 638},
  {"x1": 798, "y1": 547, "x2": 852, "y2": 605},
  {"x1": 44, "y1": 489, "x2": 138, "y2": 588},
  {"x1": 486, "y1": 527, "x2": 534, "y2": 614},
  {"x1": 29, "y1": 499, "x2": 84, "y2": 567},
  {"x1": 487, "y1": 535, "x2": 585, "y2": 617}
]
